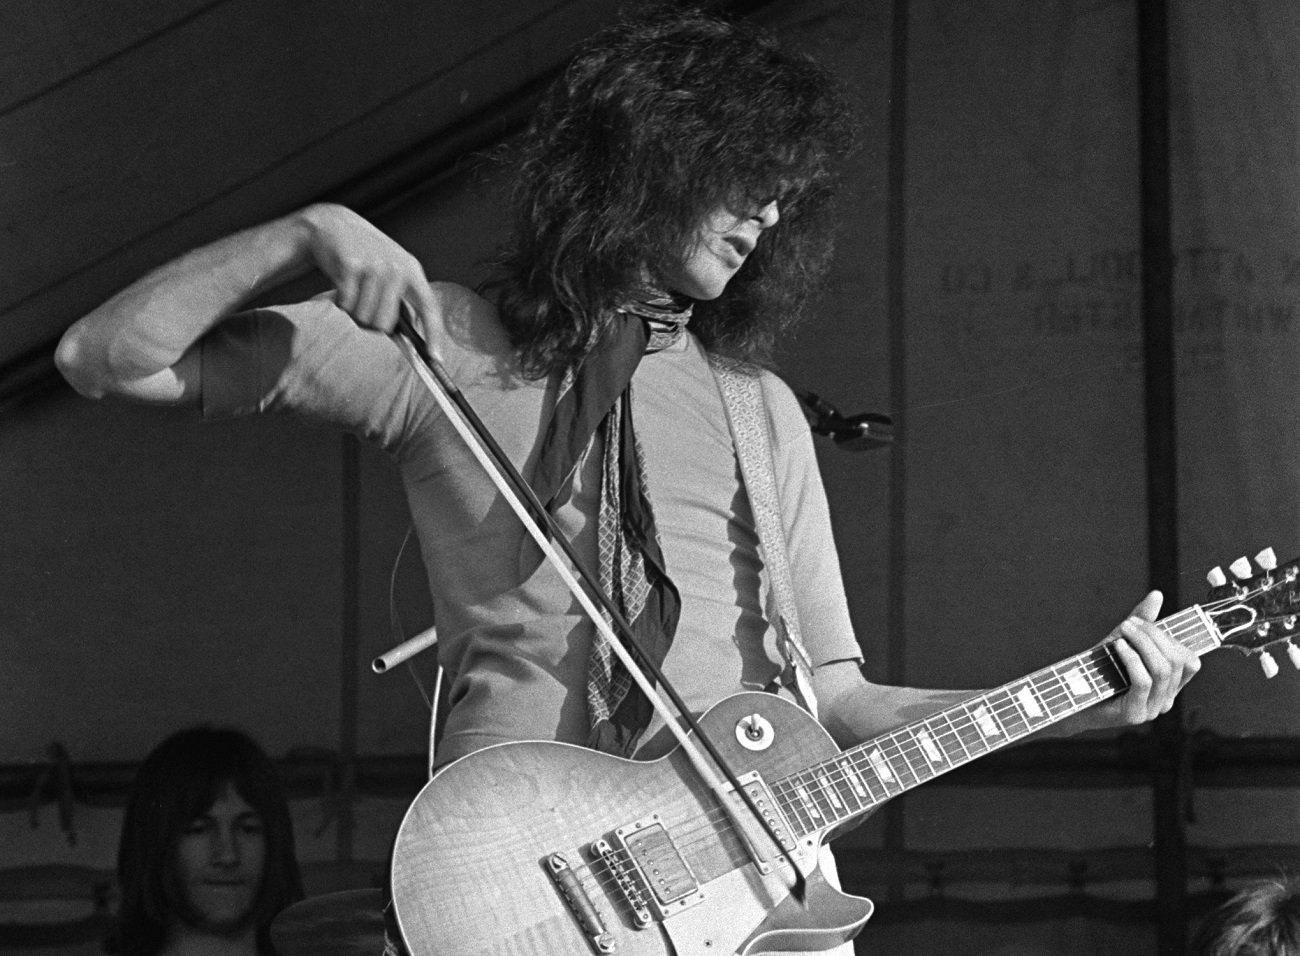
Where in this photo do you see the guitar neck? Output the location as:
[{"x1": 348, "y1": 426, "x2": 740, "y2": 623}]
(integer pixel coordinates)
[{"x1": 771, "y1": 605, "x2": 1222, "y2": 836}]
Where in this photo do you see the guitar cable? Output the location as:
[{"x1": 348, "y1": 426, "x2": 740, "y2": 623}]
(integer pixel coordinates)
[{"x1": 383, "y1": 523, "x2": 443, "y2": 778}]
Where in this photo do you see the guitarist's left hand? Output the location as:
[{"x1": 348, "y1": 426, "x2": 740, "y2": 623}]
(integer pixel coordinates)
[
  {"x1": 814, "y1": 590, "x2": 1203, "y2": 749},
  {"x1": 1061, "y1": 590, "x2": 1201, "y2": 733}
]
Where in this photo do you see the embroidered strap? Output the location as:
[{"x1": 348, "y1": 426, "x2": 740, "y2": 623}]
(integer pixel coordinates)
[{"x1": 709, "y1": 355, "x2": 819, "y2": 718}]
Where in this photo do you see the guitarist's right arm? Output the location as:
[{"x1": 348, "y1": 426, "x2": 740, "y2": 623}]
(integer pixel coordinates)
[{"x1": 56, "y1": 204, "x2": 437, "y2": 405}]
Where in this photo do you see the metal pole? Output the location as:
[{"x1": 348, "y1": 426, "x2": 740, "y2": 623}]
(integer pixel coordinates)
[
  {"x1": 1135, "y1": 1, "x2": 1186, "y2": 952},
  {"x1": 337, "y1": 434, "x2": 361, "y2": 863},
  {"x1": 884, "y1": 0, "x2": 911, "y2": 905}
]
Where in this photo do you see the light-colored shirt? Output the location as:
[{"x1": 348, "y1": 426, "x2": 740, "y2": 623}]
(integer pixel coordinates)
[{"x1": 200, "y1": 282, "x2": 863, "y2": 766}]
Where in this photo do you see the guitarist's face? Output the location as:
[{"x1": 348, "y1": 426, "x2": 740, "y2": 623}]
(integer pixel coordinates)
[{"x1": 661, "y1": 199, "x2": 781, "y2": 301}]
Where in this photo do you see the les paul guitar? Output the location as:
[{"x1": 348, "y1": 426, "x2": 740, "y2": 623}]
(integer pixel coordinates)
[{"x1": 390, "y1": 550, "x2": 1300, "y2": 956}]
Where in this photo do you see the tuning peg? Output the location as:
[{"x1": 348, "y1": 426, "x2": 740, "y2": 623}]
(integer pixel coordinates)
[
  {"x1": 1230, "y1": 556, "x2": 1253, "y2": 579},
  {"x1": 1288, "y1": 642, "x2": 1300, "y2": 670},
  {"x1": 1207, "y1": 566, "x2": 1228, "y2": 587},
  {"x1": 1260, "y1": 651, "x2": 1280, "y2": 679},
  {"x1": 1256, "y1": 548, "x2": 1278, "y2": 571}
]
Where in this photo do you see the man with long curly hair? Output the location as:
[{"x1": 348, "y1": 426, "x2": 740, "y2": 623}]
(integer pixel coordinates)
[{"x1": 59, "y1": 9, "x2": 1197, "y2": 953}]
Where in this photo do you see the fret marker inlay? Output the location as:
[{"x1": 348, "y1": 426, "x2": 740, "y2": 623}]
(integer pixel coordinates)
[
  {"x1": 973, "y1": 704, "x2": 1001, "y2": 738},
  {"x1": 1015, "y1": 685, "x2": 1043, "y2": 718},
  {"x1": 1064, "y1": 667, "x2": 1091, "y2": 698},
  {"x1": 796, "y1": 785, "x2": 822, "y2": 819},
  {"x1": 867, "y1": 749, "x2": 895, "y2": 783},
  {"x1": 821, "y1": 775, "x2": 844, "y2": 809},
  {"x1": 917, "y1": 729, "x2": 943, "y2": 764},
  {"x1": 840, "y1": 760, "x2": 868, "y2": 798}
]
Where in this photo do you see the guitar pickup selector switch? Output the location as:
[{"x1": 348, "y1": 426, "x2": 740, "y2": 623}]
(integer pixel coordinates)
[{"x1": 735, "y1": 713, "x2": 775, "y2": 750}]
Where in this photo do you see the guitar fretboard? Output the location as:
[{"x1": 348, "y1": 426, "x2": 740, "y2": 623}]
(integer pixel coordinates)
[{"x1": 770, "y1": 606, "x2": 1219, "y2": 837}]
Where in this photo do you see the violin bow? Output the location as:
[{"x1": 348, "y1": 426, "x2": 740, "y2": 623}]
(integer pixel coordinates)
[{"x1": 390, "y1": 305, "x2": 811, "y2": 893}]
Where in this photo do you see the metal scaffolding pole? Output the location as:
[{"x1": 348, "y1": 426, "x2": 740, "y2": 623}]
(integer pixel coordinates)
[{"x1": 1136, "y1": 0, "x2": 1187, "y2": 952}]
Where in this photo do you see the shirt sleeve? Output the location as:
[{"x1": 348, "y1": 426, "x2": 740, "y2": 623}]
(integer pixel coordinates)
[
  {"x1": 199, "y1": 294, "x2": 438, "y2": 457},
  {"x1": 759, "y1": 370, "x2": 865, "y2": 667}
]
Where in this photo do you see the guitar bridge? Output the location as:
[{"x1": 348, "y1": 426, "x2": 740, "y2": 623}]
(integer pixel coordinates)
[
  {"x1": 591, "y1": 839, "x2": 652, "y2": 927},
  {"x1": 610, "y1": 814, "x2": 703, "y2": 921}
]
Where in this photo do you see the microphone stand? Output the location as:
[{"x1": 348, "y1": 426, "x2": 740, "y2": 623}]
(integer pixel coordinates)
[
  {"x1": 795, "y1": 389, "x2": 894, "y2": 451},
  {"x1": 390, "y1": 308, "x2": 811, "y2": 894}
]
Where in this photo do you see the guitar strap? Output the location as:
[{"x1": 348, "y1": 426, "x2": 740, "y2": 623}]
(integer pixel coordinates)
[{"x1": 709, "y1": 354, "x2": 820, "y2": 719}]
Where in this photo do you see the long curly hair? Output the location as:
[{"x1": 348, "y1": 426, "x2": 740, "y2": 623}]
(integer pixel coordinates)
[
  {"x1": 484, "y1": 6, "x2": 856, "y2": 378},
  {"x1": 112, "y1": 726, "x2": 303, "y2": 956}
]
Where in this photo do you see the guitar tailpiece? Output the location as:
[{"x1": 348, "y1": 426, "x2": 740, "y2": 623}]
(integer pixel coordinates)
[{"x1": 545, "y1": 852, "x2": 618, "y2": 953}]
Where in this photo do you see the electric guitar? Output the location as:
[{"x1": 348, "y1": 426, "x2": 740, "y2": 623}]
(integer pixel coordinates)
[{"x1": 390, "y1": 550, "x2": 1300, "y2": 956}]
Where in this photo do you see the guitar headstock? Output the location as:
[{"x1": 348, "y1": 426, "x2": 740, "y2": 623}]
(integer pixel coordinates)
[{"x1": 1204, "y1": 548, "x2": 1300, "y2": 677}]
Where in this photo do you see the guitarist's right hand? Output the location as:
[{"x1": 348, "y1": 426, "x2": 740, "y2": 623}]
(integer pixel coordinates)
[{"x1": 300, "y1": 203, "x2": 439, "y2": 335}]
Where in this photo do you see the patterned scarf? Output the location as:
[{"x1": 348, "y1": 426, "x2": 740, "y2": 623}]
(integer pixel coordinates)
[{"x1": 531, "y1": 292, "x2": 691, "y2": 756}]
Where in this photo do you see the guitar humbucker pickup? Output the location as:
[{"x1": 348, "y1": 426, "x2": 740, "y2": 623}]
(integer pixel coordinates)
[
  {"x1": 613, "y1": 814, "x2": 704, "y2": 920},
  {"x1": 722, "y1": 771, "x2": 803, "y2": 875}
]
